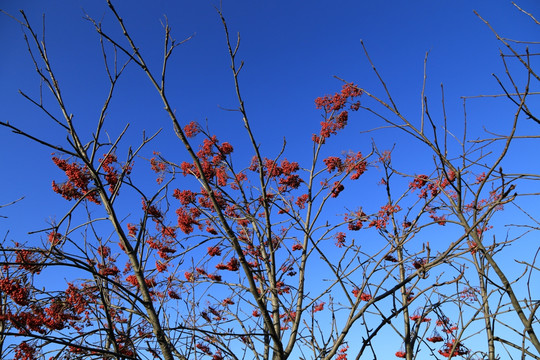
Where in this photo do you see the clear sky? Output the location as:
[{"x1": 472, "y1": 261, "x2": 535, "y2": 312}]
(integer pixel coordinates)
[
  {"x1": 2, "y1": 0, "x2": 538, "y2": 232},
  {"x1": 1, "y1": 0, "x2": 539, "y2": 358}
]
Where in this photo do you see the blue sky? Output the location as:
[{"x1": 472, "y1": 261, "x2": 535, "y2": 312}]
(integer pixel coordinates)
[
  {"x1": 1, "y1": 0, "x2": 539, "y2": 358},
  {"x1": 2, "y1": 0, "x2": 538, "y2": 244}
]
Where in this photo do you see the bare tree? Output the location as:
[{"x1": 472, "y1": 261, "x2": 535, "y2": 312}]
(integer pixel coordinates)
[{"x1": 0, "y1": 2, "x2": 538, "y2": 360}]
